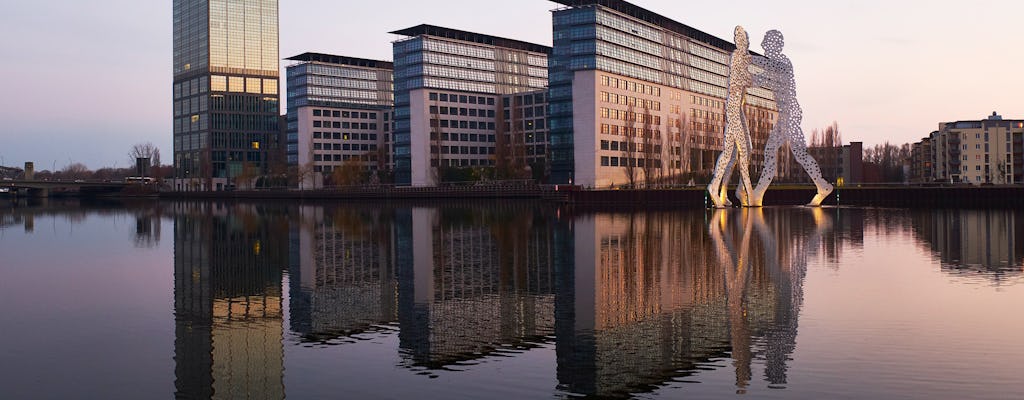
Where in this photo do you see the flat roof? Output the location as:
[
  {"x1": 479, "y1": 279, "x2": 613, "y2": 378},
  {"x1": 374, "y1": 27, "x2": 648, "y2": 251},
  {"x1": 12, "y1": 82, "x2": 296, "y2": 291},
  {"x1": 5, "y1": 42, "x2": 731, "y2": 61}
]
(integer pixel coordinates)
[
  {"x1": 390, "y1": 24, "x2": 552, "y2": 55},
  {"x1": 550, "y1": 0, "x2": 736, "y2": 52},
  {"x1": 285, "y1": 52, "x2": 393, "y2": 69}
]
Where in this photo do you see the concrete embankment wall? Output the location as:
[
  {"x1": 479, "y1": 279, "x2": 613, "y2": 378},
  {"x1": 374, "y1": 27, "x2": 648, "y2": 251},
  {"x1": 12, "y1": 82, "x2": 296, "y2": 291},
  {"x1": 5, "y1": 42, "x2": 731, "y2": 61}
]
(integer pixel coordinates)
[{"x1": 82, "y1": 185, "x2": 1024, "y2": 208}]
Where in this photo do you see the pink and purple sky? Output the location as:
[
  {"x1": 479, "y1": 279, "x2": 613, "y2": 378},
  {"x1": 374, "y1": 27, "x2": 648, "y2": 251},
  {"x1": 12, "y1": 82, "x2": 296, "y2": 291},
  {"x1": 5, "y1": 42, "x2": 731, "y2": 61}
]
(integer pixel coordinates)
[{"x1": 1, "y1": 0, "x2": 1021, "y2": 169}]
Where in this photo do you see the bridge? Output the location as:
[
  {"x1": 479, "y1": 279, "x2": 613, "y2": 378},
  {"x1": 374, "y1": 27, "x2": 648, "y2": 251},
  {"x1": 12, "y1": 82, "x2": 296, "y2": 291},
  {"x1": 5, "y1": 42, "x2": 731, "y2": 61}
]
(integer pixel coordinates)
[{"x1": 1, "y1": 179, "x2": 130, "y2": 197}]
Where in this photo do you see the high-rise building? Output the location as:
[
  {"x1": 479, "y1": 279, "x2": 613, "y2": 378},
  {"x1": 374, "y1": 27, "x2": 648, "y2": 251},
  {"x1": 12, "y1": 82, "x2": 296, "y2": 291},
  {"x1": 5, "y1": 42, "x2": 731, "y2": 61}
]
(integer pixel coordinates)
[
  {"x1": 172, "y1": 0, "x2": 280, "y2": 191},
  {"x1": 548, "y1": 0, "x2": 776, "y2": 187},
  {"x1": 285, "y1": 53, "x2": 394, "y2": 186},
  {"x1": 391, "y1": 25, "x2": 551, "y2": 187}
]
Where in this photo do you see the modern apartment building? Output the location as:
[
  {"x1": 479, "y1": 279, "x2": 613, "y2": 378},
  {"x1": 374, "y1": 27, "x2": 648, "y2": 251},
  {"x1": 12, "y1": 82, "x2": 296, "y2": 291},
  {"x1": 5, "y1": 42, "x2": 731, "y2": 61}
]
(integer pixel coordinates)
[
  {"x1": 284, "y1": 53, "x2": 394, "y2": 184},
  {"x1": 172, "y1": 0, "x2": 281, "y2": 191},
  {"x1": 547, "y1": 0, "x2": 777, "y2": 187},
  {"x1": 927, "y1": 112, "x2": 1024, "y2": 184},
  {"x1": 391, "y1": 25, "x2": 551, "y2": 187}
]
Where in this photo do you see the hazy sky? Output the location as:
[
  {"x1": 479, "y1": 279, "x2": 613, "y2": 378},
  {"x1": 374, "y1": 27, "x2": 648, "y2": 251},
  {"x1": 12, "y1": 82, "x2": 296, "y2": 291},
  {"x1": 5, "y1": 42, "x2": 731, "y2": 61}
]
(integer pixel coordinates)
[{"x1": 1, "y1": 0, "x2": 1021, "y2": 169}]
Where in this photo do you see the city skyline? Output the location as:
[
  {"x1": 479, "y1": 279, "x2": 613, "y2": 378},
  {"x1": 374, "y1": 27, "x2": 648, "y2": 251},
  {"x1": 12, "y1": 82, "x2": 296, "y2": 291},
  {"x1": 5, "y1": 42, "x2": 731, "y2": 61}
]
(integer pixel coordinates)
[{"x1": 1, "y1": 0, "x2": 1022, "y2": 169}]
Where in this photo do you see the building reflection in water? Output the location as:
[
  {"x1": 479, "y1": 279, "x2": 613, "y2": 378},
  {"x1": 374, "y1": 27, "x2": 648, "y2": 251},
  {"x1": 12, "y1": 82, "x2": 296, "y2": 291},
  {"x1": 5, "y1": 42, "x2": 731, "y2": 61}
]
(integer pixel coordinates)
[
  {"x1": 164, "y1": 201, "x2": 1024, "y2": 398},
  {"x1": 288, "y1": 205, "x2": 398, "y2": 341},
  {"x1": 911, "y1": 209, "x2": 1024, "y2": 283},
  {"x1": 556, "y1": 207, "x2": 831, "y2": 398},
  {"x1": 288, "y1": 203, "x2": 557, "y2": 368},
  {"x1": 173, "y1": 202, "x2": 289, "y2": 400},
  {"x1": 394, "y1": 206, "x2": 556, "y2": 369}
]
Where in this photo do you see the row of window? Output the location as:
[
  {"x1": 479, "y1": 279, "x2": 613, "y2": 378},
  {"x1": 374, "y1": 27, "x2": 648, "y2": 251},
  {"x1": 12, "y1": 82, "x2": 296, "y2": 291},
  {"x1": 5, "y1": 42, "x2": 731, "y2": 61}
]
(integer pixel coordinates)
[
  {"x1": 600, "y1": 108, "x2": 663, "y2": 125},
  {"x1": 313, "y1": 154, "x2": 379, "y2": 162},
  {"x1": 313, "y1": 121, "x2": 378, "y2": 130},
  {"x1": 600, "y1": 124, "x2": 662, "y2": 139},
  {"x1": 691, "y1": 108, "x2": 723, "y2": 122},
  {"x1": 429, "y1": 119, "x2": 497, "y2": 131},
  {"x1": 599, "y1": 91, "x2": 661, "y2": 112},
  {"x1": 429, "y1": 106, "x2": 496, "y2": 118},
  {"x1": 312, "y1": 109, "x2": 380, "y2": 119},
  {"x1": 600, "y1": 75, "x2": 663, "y2": 97},
  {"x1": 313, "y1": 143, "x2": 377, "y2": 152},
  {"x1": 428, "y1": 92, "x2": 496, "y2": 105},
  {"x1": 429, "y1": 132, "x2": 548, "y2": 143},
  {"x1": 600, "y1": 140, "x2": 663, "y2": 154},
  {"x1": 431, "y1": 159, "x2": 496, "y2": 168},
  {"x1": 312, "y1": 132, "x2": 379, "y2": 141},
  {"x1": 599, "y1": 156, "x2": 664, "y2": 169}
]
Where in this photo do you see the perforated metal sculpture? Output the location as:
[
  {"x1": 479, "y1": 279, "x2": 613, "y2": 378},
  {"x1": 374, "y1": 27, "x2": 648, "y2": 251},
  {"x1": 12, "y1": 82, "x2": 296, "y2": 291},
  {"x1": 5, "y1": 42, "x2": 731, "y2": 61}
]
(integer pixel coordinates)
[
  {"x1": 750, "y1": 30, "x2": 833, "y2": 207},
  {"x1": 707, "y1": 26, "x2": 755, "y2": 208}
]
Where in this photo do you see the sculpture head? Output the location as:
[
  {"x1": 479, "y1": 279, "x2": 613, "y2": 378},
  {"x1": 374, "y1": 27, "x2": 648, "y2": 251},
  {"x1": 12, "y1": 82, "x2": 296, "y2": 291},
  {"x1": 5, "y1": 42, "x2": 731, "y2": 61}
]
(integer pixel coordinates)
[
  {"x1": 763, "y1": 30, "x2": 784, "y2": 56},
  {"x1": 734, "y1": 26, "x2": 749, "y2": 50}
]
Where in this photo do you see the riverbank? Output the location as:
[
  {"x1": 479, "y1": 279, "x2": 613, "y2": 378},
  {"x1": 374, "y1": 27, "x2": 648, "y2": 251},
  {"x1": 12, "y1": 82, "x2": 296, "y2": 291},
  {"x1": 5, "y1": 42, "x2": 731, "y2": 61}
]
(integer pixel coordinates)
[{"x1": 152, "y1": 184, "x2": 1024, "y2": 208}]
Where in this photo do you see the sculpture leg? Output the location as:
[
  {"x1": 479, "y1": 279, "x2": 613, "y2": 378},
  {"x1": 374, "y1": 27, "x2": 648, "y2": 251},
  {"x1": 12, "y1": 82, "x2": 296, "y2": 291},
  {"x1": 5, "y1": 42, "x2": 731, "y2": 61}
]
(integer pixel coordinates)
[
  {"x1": 721, "y1": 149, "x2": 736, "y2": 207},
  {"x1": 788, "y1": 131, "x2": 834, "y2": 206},
  {"x1": 751, "y1": 131, "x2": 784, "y2": 207},
  {"x1": 734, "y1": 136, "x2": 755, "y2": 207},
  {"x1": 708, "y1": 134, "x2": 736, "y2": 208}
]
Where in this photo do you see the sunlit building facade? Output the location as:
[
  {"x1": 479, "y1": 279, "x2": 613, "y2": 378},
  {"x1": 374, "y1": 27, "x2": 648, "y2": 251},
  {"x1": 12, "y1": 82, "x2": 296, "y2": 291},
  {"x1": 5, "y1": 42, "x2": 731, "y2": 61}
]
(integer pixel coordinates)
[
  {"x1": 926, "y1": 112, "x2": 1024, "y2": 184},
  {"x1": 391, "y1": 25, "x2": 551, "y2": 186},
  {"x1": 547, "y1": 0, "x2": 776, "y2": 187},
  {"x1": 285, "y1": 53, "x2": 394, "y2": 183},
  {"x1": 172, "y1": 0, "x2": 280, "y2": 191}
]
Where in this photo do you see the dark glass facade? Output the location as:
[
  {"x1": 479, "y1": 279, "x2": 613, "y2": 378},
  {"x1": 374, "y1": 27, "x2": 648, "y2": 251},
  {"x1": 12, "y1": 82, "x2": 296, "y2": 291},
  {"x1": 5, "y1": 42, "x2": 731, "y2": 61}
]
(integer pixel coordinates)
[{"x1": 172, "y1": 0, "x2": 280, "y2": 190}]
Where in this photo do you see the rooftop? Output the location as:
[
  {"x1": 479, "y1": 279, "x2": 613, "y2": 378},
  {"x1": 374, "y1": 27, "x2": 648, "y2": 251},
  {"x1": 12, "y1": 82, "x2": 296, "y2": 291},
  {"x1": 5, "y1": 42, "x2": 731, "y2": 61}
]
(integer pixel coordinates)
[
  {"x1": 285, "y1": 53, "x2": 394, "y2": 70},
  {"x1": 390, "y1": 24, "x2": 552, "y2": 55},
  {"x1": 550, "y1": 0, "x2": 736, "y2": 52}
]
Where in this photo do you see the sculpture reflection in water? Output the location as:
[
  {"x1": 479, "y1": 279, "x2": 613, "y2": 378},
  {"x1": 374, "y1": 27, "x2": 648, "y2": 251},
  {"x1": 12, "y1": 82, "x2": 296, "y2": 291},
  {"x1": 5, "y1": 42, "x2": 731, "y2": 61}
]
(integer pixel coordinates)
[{"x1": 555, "y1": 207, "x2": 832, "y2": 397}]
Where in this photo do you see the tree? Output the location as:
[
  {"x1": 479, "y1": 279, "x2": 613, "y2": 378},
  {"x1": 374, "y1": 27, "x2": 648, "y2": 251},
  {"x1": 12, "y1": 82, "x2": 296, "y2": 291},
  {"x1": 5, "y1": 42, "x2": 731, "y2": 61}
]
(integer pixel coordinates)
[
  {"x1": 640, "y1": 106, "x2": 656, "y2": 188},
  {"x1": 61, "y1": 162, "x2": 91, "y2": 180},
  {"x1": 128, "y1": 143, "x2": 160, "y2": 176},
  {"x1": 331, "y1": 154, "x2": 365, "y2": 186},
  {"x1": 622, "y1": 103, "x2": 637, "y2": 188},
  {"x1": 235, "y1": 162, "x2": 259, "y2": 190}
]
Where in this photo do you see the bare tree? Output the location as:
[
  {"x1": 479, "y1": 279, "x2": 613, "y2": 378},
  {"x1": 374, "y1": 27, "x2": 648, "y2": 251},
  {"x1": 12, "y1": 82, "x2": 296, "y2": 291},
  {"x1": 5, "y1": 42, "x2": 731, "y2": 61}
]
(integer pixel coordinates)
[
  {"x1": 128, "y1": 143, "x2": 160, "y2": 176},
  {"x1": 623, "y1": 103, "x2": 637, "y2": 188},
  {"x1": 640, "y1": 106, "x2": 660, "y2": 188},
  {"x1": 61, "y1": 163, "x2": 91, "y2": 180}
]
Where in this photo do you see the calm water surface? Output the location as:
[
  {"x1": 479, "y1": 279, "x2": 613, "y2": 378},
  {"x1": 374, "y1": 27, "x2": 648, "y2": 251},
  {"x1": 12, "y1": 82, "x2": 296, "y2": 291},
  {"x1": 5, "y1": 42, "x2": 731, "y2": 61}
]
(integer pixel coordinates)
[{"x1": 1, "y1": 200, "x2": 1022, "y2": 399}]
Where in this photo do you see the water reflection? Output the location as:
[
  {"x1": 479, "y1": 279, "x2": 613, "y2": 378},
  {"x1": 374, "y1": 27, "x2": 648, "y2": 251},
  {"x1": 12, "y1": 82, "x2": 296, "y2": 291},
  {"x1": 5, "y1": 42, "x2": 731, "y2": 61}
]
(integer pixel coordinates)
[
  {"x1": 173, "y1": 202, "x2": 289, "y2": 399},
  {"x1": 553, "y1": 208, "x2": 829, "y2": 397},
  {"x1": 911, "y1": 209, "x2": 1024, "y2": 284},
  {"x1": 7, "y1": 199, "x2": 1022, "y2": 398}
]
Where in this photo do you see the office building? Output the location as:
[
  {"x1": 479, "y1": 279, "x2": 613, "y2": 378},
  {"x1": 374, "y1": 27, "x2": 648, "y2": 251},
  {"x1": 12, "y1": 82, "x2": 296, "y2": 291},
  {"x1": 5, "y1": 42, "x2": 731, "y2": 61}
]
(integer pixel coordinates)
[
  {"x1": 391, "y1": 25, "x2": 551, "y2": 187},
  {"x1": 285, "y1": 53, "x2": 394, "y2": 185},
  {"x1": 547, "y1": 0, "x2": 777, "y2": 187},
  {"x1": 927, "y1": 112, "x2": 1024, "y2": 184},
  {"x1": 172, "y1": 0, "x2": 281, "y2": 191}
]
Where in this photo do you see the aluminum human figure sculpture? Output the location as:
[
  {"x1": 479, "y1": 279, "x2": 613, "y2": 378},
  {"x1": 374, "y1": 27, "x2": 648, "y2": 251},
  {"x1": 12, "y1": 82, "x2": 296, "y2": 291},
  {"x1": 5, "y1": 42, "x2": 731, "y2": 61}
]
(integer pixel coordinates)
[
  {"x1": 750, "y1": 30, "x2": 833, "y2": 207},
  {"x1": 707, "y1": 26, "x2": 755, "y2": 208}
]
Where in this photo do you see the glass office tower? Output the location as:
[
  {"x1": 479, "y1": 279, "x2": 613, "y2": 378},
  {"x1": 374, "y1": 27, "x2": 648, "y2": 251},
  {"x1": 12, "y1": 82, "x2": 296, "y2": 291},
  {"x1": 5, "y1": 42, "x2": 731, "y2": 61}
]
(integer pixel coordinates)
[{"x1": 172, "y1": 0, "x2": 280, "y2": 191}]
